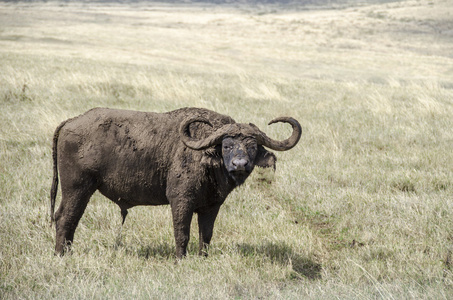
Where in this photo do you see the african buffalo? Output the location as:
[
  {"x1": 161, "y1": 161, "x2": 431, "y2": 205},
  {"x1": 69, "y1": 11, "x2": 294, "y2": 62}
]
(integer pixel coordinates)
[{"x1": 50, "y1": 107, "x2": 301, "y2": 258}]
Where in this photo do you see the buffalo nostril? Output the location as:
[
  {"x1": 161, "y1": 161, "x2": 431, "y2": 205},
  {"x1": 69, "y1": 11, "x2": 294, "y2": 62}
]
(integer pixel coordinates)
[{"x1": 232, "y1": 158, "x2": 248, "y2": 170}]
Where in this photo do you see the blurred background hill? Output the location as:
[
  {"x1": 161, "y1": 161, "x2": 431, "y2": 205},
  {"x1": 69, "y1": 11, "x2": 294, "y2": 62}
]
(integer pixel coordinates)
[{"x1": 1, "y1": 0, "x2": 404, "y2": 7}]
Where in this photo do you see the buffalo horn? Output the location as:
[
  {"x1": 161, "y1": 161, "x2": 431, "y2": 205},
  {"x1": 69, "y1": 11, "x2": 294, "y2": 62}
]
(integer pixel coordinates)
[
  {"x1": 180, "y1": 116, "x2": 228, "y2": 150},
  {"x1": 181, "y1": 115, "x2": 302, "y2": 151},
  {"x1": 256, "y1": 117, "x2": 302, "y2": 151}
]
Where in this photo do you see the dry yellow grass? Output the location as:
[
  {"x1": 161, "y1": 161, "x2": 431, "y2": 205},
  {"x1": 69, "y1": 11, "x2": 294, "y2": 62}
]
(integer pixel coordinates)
[{"x1": 1, "y1": 0, "x2": 453, "y2": 298}]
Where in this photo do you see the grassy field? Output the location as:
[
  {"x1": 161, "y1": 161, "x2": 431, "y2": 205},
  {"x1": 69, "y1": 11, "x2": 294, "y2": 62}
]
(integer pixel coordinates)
[{"x1": 1, "y1": 0, "x2": 453, "y2": 298}]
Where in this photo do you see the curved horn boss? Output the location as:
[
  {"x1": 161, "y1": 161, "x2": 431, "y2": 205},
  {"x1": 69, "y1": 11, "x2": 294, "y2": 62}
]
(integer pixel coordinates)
[{"x1": 180, "y1": 115, "x2": 302, "y2": 151}]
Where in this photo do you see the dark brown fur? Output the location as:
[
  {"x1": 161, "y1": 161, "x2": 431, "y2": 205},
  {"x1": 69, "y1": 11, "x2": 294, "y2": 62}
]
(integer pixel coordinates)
[{"x1": 51, "y1": 107, "x2": 301, "y2": 258}]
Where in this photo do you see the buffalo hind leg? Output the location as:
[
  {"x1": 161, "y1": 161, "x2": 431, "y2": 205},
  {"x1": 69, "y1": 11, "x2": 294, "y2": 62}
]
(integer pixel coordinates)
[
  {"x1": 54, "y1": 181, "x2": 96, "y2": 256},
  {"x1": 197, "y1": 204, "x2": 221, "y2": 257}
]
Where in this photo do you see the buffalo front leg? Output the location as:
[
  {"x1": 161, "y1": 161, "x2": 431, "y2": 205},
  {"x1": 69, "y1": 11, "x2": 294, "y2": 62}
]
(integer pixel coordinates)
[
  {"x1": 197, "y1": 204, "x2": 221, "y2": 257},
  {"x1": 170, "y1": 201, "x2": 194, "y2": 259}
]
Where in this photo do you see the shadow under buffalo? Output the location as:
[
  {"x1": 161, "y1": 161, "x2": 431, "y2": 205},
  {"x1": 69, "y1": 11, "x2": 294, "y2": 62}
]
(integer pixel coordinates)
[
  {"x1": 116, "y1": 239, "x2": 321, "y2": 280},
  {"x1": 116, "y1": 241, "x2": 176, "y2": 260},
  {"x1": 236, "y1": 242, "x2": 322, "y2": 280}
]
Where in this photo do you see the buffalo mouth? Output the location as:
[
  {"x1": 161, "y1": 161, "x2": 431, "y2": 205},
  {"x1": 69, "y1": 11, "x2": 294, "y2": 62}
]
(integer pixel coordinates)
[{"x1": 229, "y1": 170, "x2": 251, "y2": 185}]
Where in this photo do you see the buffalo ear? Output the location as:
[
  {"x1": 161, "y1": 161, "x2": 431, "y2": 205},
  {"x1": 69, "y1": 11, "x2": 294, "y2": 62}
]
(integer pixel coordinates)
[
  {"x1": 201, "y1": 145, "x2": 222, "y2": 167},
  {"x1": 255, "y1": 145, "x2": 276, "y2": 170}
]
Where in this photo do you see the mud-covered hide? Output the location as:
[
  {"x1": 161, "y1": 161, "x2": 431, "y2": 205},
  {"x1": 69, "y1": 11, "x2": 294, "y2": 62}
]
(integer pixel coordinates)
[
  {"x1": 58, "y1": 107, "x2": 236, "y2": 208},
  {"x1": 50, "y1": 106, "x2": 297, "y2": 259}
]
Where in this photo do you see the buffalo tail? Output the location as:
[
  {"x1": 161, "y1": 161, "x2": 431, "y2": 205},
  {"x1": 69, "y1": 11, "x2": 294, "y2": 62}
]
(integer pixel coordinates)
[{"x1": 50, "y1": 120, "x2": 68, "y2": 226}]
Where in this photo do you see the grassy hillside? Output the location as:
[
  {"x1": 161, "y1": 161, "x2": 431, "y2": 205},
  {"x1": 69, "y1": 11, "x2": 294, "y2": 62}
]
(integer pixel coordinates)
[{"x1": 1, "y1": 0, "x2": 453, "y2": 298}]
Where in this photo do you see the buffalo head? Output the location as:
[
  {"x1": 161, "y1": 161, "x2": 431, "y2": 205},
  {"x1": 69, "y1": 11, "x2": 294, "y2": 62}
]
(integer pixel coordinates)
[{"x1": 180, "y1": 116, "x2": 302, "y2": 184}]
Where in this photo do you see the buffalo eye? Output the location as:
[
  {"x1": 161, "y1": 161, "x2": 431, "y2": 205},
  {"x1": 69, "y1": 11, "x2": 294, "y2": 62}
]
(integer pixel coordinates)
[
  {"x1": 247, "y1": 146, "x2": 257, "y2": 157},
  {"x1": 222, "y1": 137, "x2": 235, "y2": 152},
  {"x1": 223, "y1": 145, "x2": 233, "y2": 152},
  {"x1": 245, "y1": 141, "x2": 258, "y2": 157}
]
